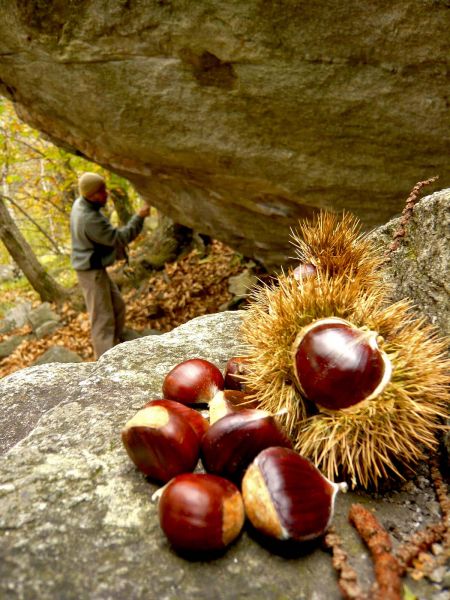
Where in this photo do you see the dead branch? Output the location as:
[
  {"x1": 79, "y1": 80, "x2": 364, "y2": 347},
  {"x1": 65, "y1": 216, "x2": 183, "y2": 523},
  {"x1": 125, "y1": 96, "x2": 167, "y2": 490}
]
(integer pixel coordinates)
[
  {"x1": 388, "y1": 176, "x2": 439, "y2": 254},
  {"x1": 395, "y1": 522, "x2": 445, "y2": 574},
  {"x1": 349, "y1": 504, "x2": 402, "y2": 600},
  {"x1": 324, "y1": 527, "x2": 368, "y2": 600}
]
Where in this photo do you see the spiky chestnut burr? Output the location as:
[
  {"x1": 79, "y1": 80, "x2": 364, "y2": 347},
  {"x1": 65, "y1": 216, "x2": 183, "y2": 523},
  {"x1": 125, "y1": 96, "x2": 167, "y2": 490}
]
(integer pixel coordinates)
[
  {"x1": 121, "y1": 404, "x2": 200, "y2": 482},
  {"x1": 290, "y1": 211, "x2": 387, "y2": 288},
  {"x1": 201, "y1": 409, "x2": 292, "y2": 483},
  {"x1": 241, "y1": 211, "x2": 450, "y2": 488},
  {"x1": 158, "y1": 473, "x2": 245, "y2": 553},
  {"x1": 242, "y1": 447, "x2": 347, "y2": 541},
  {"x1": 162, "y1": 358, "x2": 224, "y2": 404},
  {"x1": 292, "y1": 317, "x2": 392, "y2": 410}
]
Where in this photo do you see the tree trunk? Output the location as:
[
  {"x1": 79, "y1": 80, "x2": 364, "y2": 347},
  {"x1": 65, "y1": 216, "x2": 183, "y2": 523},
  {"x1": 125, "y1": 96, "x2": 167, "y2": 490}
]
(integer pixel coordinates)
[
  {"x1": 0, "y1": 195, "x2": 67, "y2": 304},
  {"x1": 3, "y1": 193, "x2": 63, "y2": 255}
]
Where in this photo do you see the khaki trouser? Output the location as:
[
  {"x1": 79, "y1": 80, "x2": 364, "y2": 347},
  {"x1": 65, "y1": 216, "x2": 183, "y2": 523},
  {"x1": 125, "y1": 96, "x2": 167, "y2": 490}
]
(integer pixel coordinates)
[{"x1": 76, "y1": 269, "x2": 125, "y2": 359}]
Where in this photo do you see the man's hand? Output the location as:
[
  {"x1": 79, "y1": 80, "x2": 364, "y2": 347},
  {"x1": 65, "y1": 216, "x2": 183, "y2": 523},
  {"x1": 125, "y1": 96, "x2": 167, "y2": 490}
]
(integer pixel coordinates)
[{"x1": 138, "y1": 205, "x2": 150, "y2": 218}]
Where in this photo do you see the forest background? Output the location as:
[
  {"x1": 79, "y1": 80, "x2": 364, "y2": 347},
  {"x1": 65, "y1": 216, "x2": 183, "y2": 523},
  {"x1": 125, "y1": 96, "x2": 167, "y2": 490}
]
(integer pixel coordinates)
[{"x1": 0, "y1": 97, "x2": 252, "y2": 377}]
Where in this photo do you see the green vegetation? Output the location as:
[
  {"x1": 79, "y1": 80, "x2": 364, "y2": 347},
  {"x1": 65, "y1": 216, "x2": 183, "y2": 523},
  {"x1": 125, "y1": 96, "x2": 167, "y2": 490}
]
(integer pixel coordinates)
[
  {"x1": 0, "y1": 97, "x2": 140, "y2": 260},
  {"x1": 0, "y1": 97, "x2": 141, "y2": 304}
]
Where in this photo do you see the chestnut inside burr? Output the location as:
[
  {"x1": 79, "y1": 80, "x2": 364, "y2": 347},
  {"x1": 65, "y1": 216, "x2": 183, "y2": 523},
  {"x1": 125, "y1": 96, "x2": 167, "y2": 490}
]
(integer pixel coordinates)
[
  {"x1": 293, "y1": 317, "x2": 391, "y2": 410},
  {"x1": 292, "y1": 263, "x2": 317, "y2": 281}
]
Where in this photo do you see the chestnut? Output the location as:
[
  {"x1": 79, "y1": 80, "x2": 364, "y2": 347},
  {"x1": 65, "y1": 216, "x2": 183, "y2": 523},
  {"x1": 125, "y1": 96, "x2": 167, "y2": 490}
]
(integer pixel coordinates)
[
  {"x1": 201, "y1": 409, "x2": 292, "y2": 483},
  {"x1": 292, "y1": 317, "x2": 392, "y2": 410},
  {"x1": 208, "y1": 389, "x2": 257, "y2": 425},
  {"x1": 121, "y1": 404, "x2": 200, "y2": 483},
  {"x1": 143, "y1": 399, "x2": 209, "y2": 441},
  {"x1": 292, "y1": 263, "x2": 317, "y2": 281},
  {"x1": 158, "y1": 473, "x2": 245, "y2": 552},
  {"x1": 242, "y1": 446, "x2": 347, "y2": 541},
  {"x1": 162, "y1": 358, "x2": 224, "y2": 404},
  {"x1": 224, "y1": 356, "x2": 251, "y2": 392}
]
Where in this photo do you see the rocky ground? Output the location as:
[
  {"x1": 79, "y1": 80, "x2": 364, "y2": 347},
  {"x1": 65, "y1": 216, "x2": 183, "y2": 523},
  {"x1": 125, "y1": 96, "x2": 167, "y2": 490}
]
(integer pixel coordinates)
[
  {"x1": 0, "y1": 192, "x2": 448, "y2": 599},
  {"x1": 0, "y1": 311, "x2": 448, "y2": 600}
]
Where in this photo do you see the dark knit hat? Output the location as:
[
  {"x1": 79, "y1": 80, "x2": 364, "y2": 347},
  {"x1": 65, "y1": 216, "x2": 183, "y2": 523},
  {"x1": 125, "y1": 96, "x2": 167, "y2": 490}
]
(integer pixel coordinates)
[{"x1": 78, "y1": 172, "x2": 106, "y2": 198}]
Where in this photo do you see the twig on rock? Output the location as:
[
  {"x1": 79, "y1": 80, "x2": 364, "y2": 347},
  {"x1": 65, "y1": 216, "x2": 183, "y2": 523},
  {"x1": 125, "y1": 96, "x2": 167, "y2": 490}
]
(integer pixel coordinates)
[
  {"x1": 324, "y1": 527, "x2": 368, "y2": 600},
  {"x1": 430, "y1": 455, "x2": 450, "y2": 523},
  {"x1": 390, "y1": 454, "x2": 449, "y2": 581},
  {"x1": 429, "y1": 455, "x2": 450, "y2": 569},
  {"x1": 349, "y1": 503, "x2": 402, "y2": 600},
  {"x1": 388, "y1": 175, "x2": 439, "y2": 254},
  {"x1": 395, "y1": 521, "x2": 446, "y2": 575}
]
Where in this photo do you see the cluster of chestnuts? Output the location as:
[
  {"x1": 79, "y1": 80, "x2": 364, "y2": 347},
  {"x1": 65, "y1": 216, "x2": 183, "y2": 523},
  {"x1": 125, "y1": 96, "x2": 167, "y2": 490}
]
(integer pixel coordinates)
[
  {"x1": 122, "y1": 357, "x2": 347, "y2": 554},
  {"x1": 240, "y1": 211, "x2": 450, "y2": 490}
]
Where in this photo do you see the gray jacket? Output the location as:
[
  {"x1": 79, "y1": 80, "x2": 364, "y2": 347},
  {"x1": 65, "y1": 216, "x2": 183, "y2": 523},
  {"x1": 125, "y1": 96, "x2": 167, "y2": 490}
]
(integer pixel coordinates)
[{"x1": 70, "y1": 196, "x2": 144, "y2": 271}]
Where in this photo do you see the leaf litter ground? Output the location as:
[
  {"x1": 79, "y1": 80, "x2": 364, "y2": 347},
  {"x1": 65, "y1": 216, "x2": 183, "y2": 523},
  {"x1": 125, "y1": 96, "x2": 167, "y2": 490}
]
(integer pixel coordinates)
[{"x1": 0, "y1": 241, "x2": 256, "y2": 378}]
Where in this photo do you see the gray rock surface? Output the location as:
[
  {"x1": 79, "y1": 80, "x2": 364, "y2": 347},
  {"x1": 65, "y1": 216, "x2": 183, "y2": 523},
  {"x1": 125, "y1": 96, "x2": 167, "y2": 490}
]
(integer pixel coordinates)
[
  {"x1": 0, "y1": 195, "x2": 448, "y2": 599},
  {"x1": 1, "y1": 2, "x2": 449, "y2": 266},
  {"x1": 28, "y1": 302, "x2": 61, "y2": 333},
  {"x1": 369, "y1": 188, "x2": 450, "y2": 336},
  {"x1": 32, "y1": 345, "x2": 83, "y2": 366},
  {"x1": 0, "y1": 311, "x2": 445, "y2": 600},
  {"x1": 0, "y1": 335, "x2": 27, "y2": 359},
  {"x1": 33, "y1": 320, "x2": 61, "y2": 339},
  {"x1": 0, "y1": 264, "x2": 16, "y2": 283},
  {"x1": 0, "y1": 319, "x2": 16, "y2": 335},
  {"x1": 3, "y1": 301, "x2": 32, "y2": 330}
]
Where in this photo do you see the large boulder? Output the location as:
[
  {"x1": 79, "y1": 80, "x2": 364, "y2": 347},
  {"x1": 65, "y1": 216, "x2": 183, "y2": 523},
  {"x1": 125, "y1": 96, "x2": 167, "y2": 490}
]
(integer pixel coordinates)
[
  {"x1": 369, "y1": 187, "x2": 450, "y2": 337},
  {"x1": 0, "y1": 195, "x2": 448, "y2": 599},
  {"x1": 31, "y1": 345, "x2": 84, "y2": 366},
  {"x1": 0, "y1": 2, "x2": 449, "y2": 266},
  {"x1": 0, "y1": 312, "x2": 445, "y2": 600}
]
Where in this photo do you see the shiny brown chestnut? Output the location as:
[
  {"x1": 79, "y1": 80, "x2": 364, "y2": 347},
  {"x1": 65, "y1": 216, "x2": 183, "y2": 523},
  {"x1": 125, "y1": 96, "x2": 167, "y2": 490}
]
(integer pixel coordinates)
[
  {"x1": 242, "y1": 446, "x2": 347, "y2": 541},
  {"x1": 224, "y1": 356, "x2": 251, "y2": 392},
  {"x1": 121, "y1": 404, "x2": 200, "y2": 483},
  {"x1": 158, "y1": 473, "x2": 245, "y2": 552},
  {"x1": 208, "y1": 389, "x2": 258, "y2": 425},
  {"x1": 162, "y1": 358, "x2": 224, "y2": 404},
  {"x1": 292, "y1": 317, "x2": 392, "y2": 411},
  {"x1": 143, "y1": 399, "x2": 209, "y2": 441},
  {"x1": 201, "y1": 409, "x2": 292, "y2": 483}
]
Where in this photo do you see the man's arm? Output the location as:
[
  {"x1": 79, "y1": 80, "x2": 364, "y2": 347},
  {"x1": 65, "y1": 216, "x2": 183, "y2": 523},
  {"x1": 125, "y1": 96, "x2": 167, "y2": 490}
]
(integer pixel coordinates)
[{"x1": 85, "y1": 207, "x2": 148, "y2": 248}]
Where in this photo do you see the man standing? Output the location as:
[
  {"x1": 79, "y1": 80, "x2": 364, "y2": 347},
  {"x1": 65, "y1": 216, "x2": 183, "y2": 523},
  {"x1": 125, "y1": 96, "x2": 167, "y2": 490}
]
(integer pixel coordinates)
[{"x1": 70, "y1": 172, "x2": 150, "y2": 358}]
